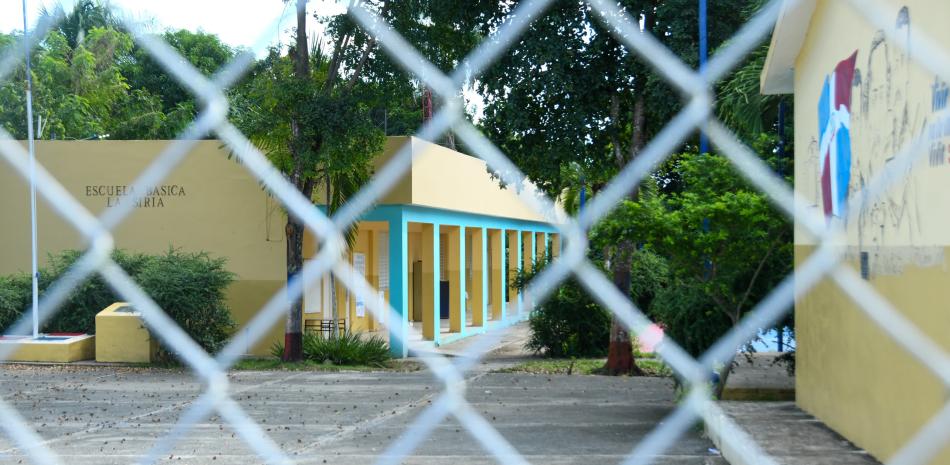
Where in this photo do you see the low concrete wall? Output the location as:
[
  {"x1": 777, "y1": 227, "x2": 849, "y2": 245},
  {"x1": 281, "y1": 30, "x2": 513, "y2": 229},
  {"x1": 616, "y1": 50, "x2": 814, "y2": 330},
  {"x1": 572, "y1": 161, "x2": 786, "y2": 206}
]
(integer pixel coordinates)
[
  {"x1": 1, "y1": 335, "x2": 96, "y2": 362},
  {"x1": 95, "y1": 302, "x2": 157, "y2": 363}
]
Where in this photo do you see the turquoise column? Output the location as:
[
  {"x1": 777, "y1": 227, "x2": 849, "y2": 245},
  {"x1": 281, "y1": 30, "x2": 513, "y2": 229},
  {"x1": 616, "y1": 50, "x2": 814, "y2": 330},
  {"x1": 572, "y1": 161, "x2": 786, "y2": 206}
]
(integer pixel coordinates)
[
  {"x1": 480, "y1": 228, "x2": 488, "y2": 328},
  {"x1": 387, "y1": 211, "x2": 409, "y2": 358}
]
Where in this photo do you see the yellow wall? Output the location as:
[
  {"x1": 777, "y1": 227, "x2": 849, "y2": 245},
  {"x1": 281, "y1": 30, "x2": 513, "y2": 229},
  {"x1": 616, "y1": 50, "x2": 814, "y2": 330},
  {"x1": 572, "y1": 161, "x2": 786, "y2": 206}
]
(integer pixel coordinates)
[
  {"x1": 312, "y1": 136, "x2": 559, "y2": 225},
  {"x1": 793, "y1": 1, "x2": 950, "y2": 462},
  {"x1": 0, "y1": 137, "x2": 557, "y2": 357},
  {"x1": 407, "y1": 138, "x2": 557, "y2": 223},
  {"x1": 301, "y1": 221, "x2": 398, "y2": 334},
  {"x1": 0, "y1": 141, "x2": 285, "y2": 356}
]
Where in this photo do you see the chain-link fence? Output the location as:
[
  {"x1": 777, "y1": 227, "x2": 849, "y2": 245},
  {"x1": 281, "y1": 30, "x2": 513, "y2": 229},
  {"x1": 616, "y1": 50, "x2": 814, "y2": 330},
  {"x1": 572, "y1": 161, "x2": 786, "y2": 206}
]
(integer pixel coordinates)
[{"x1": 1, "y1": 0, "x2": 948, "y2": 464}]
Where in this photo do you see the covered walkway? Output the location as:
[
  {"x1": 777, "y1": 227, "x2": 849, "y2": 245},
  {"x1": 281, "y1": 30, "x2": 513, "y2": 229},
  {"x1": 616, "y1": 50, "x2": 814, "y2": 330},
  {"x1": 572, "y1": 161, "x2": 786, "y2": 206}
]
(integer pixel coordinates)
[{"x1": 302, "y1": 136, "x2": 563, "y2": 357}]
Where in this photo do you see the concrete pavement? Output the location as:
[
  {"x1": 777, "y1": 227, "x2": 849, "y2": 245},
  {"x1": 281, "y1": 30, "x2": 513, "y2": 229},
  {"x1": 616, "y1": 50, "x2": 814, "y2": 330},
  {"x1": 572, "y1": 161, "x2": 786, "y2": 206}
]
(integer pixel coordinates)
[{"x1": 0, "y1": 324, "x2": 723, "y2": 464}]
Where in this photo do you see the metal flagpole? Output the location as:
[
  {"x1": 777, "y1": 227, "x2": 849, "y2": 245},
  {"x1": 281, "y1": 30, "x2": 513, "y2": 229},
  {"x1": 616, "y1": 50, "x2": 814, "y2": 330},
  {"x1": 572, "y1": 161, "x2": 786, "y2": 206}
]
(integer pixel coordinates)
[{"x1": 22, "y1": 0, "x2": 39, "y2": 339}]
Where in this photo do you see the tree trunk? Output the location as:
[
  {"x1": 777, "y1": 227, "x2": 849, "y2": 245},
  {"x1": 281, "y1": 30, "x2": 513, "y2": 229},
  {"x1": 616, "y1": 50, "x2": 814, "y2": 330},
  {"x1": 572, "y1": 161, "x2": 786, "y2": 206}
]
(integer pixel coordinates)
[
  {"x1": 603, "y1": 83, "x2": 649, "y2": 376},
  {"x1": 327, "y1": 180, "x2": 340, "y2": 338},
  {"x1": 283, "y1": 216, "x2": 305, "y2": 361},
  {"x1": 283, "y1": 0, "x2": 311, "y2": 362},
  {"x1": 604, "y1": 240, "x2": 644, "y2": 376}
]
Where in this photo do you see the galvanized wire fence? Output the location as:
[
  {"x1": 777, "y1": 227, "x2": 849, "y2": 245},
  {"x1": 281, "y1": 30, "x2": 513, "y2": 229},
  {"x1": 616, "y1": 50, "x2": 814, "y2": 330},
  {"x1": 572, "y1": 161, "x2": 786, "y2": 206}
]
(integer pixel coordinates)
[{"x1": 0, "y1": 0, "x2": 948, "y2": 464}]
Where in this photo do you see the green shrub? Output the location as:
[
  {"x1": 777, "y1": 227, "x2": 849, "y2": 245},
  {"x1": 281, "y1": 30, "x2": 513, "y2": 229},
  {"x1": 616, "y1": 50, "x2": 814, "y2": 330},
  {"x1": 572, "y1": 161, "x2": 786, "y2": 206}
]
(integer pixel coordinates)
[
  {"x1": 525, "y1": 278, "x2": 612, "y2": 357},
  {"x1": 0, "y1": 248, "x2": 235, "y2": 359},
  {"x1": 42, "y1": 249, "x2": 154, "y2": 334},
  {"x1": 135, "y1": 249, "x2": 236, "y2": 359},
  {"x1": 271, "y1": 331, "x2": 391, "y2": 366},
  {"x1": 648, "y1": 279, "x2": 731, "y2": 357},
  {"x1": 303, "y1": 331, "x2": 390, "y2": 366},
  {"x1": 516, "y1": 250, "x2": 668, "y2": 358},
  {"x1": 0, "y1": 273, "x2": 32, "y2": 332}
]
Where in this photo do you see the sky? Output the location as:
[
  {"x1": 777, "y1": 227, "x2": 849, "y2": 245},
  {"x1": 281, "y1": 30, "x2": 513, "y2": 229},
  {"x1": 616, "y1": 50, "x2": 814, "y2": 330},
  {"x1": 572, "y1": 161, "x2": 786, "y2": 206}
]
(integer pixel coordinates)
[{"x1": 1, "y1": 0, "x2": 346, "y2": 55}]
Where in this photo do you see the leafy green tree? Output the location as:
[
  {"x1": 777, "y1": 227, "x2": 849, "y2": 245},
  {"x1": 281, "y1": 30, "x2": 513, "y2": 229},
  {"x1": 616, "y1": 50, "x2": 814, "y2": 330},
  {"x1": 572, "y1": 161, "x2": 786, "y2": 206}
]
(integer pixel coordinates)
[
  {"x1": 653, "y1": 153, "x2": 791, "y2": 326},
  {"x1": 596, "y1": 151, "x2": 791, "y2": 390},
  {"x1": 41, "y1": 0, "x2": 117, "y2": 50},
  {"x1": 122, "y1": 29, "x2": 235, "y2": 137},
  {"x1": 0, "y1": 26, "x2": 135, "y2": 140},
  {"x1": 235, "y1": 0, "x2": 495, "y2": 360},
  {"x1": 234, "y1": 0, "x2": 387, "y2": 360},
  {"x1": 479, "y1": 0, "x2": 754, "y2": 374},
  {"x1": 1, "y1": 0, "x2": 235, "y2": 140}
]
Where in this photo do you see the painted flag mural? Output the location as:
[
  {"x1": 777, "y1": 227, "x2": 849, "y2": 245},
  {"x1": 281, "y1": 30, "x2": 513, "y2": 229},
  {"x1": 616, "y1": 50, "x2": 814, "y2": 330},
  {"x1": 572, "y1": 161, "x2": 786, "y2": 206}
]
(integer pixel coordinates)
[{"x1": 818, "y1": 51, "x2": 858, "y2": 218}]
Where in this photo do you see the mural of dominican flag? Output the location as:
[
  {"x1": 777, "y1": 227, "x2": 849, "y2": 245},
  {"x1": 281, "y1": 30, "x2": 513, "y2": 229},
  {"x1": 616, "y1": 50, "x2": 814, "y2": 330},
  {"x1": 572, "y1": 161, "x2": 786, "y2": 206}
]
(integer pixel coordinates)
[{"x1": 818, "y1": 51, "x2": 858, "y2": 218}]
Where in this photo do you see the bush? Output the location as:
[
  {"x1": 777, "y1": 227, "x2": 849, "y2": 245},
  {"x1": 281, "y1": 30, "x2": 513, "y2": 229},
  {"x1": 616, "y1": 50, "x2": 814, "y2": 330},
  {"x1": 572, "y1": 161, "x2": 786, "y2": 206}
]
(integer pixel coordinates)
[
  {"x1": 648, "y1": 279, "x2": 731, "y2": 357},
  {"x1": 516, "y1": 249, "x2": 669, "y2": 358},
  {"x1": 0, "y1": 248, "x2": 235, "y2": 358},
  {"x1": 136, "y1": 249, "x2": 236, "y2": 359},
  {"x1": 42, "y1": 249, "x2": 154, "y2": 334},
  {"x1": 271, "y1": 331, "x2": 391, "y2": 366},
  {"x1": 0, "y1": 273, "x2": 31, "y2": 332},
  {"x1": 525, "y1": 278, "x2": 612, "y2": 357}
]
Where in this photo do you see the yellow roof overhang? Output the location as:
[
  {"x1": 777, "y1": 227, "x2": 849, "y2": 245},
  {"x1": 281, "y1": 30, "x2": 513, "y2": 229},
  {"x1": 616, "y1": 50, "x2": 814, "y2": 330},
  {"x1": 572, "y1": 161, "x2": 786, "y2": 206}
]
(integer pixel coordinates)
[{"x1": 760, "y1": 0, "x2": 817, "y2": 95}]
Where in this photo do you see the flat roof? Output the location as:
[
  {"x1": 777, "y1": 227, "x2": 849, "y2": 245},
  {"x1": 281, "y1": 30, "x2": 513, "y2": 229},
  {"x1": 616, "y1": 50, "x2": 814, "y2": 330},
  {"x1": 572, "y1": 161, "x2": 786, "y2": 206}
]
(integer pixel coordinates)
[{"x1": 370, "y1": 136, "x2": 565, "y2": 225}]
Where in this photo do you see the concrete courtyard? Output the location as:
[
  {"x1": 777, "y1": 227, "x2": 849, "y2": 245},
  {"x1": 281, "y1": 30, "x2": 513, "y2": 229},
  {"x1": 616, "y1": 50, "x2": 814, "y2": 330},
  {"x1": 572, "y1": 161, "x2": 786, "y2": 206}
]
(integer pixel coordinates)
[{"x1": 0, "y1": 359, "x2": 723, "y2": 464}]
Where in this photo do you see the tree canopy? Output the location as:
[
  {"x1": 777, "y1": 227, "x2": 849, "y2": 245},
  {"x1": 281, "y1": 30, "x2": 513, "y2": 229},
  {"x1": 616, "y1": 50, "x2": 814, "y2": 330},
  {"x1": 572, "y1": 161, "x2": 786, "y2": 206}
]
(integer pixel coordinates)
[{"x1": 0, "y1": 0, "x2": 234, "y2": 140}]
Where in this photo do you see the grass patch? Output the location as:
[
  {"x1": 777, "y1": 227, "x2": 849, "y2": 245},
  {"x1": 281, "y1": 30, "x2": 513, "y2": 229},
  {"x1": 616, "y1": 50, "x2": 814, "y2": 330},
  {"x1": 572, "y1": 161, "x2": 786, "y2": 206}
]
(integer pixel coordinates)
[
  {"x1": 494, "y1": 357, "x2": 672, "y2": 377},
  {"x1": 231, "y1": 358, "x2": 422, "y2": 372}
]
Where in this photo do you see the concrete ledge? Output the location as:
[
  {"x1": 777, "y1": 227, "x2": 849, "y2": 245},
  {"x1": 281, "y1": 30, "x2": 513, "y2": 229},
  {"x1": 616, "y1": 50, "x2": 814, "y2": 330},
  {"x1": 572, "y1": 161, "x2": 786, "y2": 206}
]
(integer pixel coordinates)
[
  {"x1": 721, "y1": 387, "x2": 795, "y2": 401},
  {"x1": 721, "y1": 352, "x2": 795, "y2": 402},
  {"x1": 0, "y1": 334, "x2": 95, "y2": 362},
  {"x1": 707, "y1": 402, "x2": 881, "y2": 465},
  {"x1": 96, "y1": 302, "x2": 157, "y2": 363}
]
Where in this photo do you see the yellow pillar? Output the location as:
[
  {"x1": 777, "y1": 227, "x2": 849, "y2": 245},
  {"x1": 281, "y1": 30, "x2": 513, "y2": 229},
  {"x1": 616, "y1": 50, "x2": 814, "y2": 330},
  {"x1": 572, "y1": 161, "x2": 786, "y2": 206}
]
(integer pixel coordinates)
[
  {"x1": 489, "y1": 229, "x2": 505, "y2": 321},
  {"x1": 336, "y1": 276, "x2": 347, "y2": 332},
  {"x1": 447, "y1": 225, "x2": 465, "y2": 333},
  {"x1": 422, "y1": 223, "x2": 440, "y2": 341},
  {"x1": 507, "y1": 230, "x2": 520, "y2": 316},
  {"x1": 522, "y1": 231, "x2": 533, "y2": 273},
  {"x1": 471, "y1": 228, "x2": 487, "y2": 327},
  {"x1": 536, "y1": 232, "x2": 546, "y2": 263},
  {"x1": 552, "y1": 234, "x2": 561, "y2": 259}
]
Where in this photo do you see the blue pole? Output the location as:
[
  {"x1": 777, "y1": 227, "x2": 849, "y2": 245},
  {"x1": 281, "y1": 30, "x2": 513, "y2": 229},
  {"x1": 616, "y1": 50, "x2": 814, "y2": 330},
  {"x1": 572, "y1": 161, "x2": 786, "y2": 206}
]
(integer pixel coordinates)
[
  {"x1": 579, "y1": 177, "x2": 586, "y2": 214},
  {"x1": 699, "y1": 0, "x2": 709, "y2": 155}
]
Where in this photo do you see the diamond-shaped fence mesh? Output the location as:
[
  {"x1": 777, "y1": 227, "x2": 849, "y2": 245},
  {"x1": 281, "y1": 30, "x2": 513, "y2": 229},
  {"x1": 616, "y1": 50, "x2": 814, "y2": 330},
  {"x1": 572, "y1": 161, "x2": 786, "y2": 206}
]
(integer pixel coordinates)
[{"x1": 0, "y1": 0, "x2": 947, "y2": 464}]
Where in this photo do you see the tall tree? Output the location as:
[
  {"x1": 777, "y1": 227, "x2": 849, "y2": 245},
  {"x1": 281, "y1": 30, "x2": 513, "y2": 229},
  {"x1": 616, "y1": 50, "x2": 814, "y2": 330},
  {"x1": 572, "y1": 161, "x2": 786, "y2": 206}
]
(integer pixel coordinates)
[
  {"x1": 479, "y1": 0, "x2": 752, "y2": 374},
  {"x1": 235, "y1": 0, "x2": 386, "y2": 360},
  {"x1": 597, "y1": 149, "x2": 791, "y2": 393},
  {"x1": 0, "y1": 0, "x2": 236, "y2": 141}
]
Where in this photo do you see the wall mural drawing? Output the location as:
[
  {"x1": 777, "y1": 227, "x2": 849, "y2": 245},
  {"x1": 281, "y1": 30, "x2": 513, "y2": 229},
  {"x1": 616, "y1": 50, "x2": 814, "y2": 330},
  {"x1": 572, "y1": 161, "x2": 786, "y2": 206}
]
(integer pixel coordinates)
[
  {"x1": 805, "y1": 5, "x2": 946, "y2": 275},
  {"x1": 853, "y1": 5, "x2": 924, "y2": 263}
]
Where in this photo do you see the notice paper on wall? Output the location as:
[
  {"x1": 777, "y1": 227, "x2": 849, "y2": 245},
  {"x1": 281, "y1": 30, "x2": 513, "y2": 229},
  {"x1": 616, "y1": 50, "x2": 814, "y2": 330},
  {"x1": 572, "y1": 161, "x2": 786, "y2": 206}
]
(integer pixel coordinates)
[
  {"x1": 377, "y1": 231, "x2": 389, "y2": 290},
  {"x1": 354, "y1": 252, "x2": 366, "y2": 317}
]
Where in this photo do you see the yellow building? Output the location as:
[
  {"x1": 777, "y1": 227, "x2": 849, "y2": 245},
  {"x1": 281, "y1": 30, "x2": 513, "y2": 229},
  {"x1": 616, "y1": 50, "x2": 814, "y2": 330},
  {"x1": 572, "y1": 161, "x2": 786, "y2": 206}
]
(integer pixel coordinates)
[
  {"x1": 762, "y1": 0, "x2": 950, "y2": 462},
  {"x1": 0, "y1": 137, "x2": 560, "y2": 358}
]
